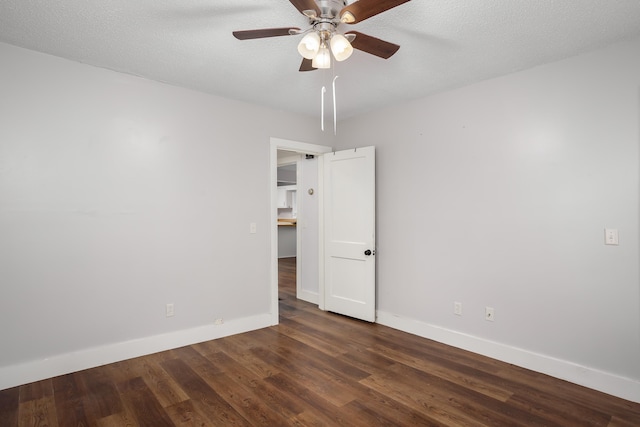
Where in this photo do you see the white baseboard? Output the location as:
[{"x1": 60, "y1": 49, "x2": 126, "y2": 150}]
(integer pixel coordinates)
[
  {"x1": 297, "y1": 290, "x2": 318, "y2": 305},
  {"x1": 376, "y1": 310, "x2": 640, "y2": 403},
  {"x1": 0, "y1": 313, "x2": 272, "y2": 391}
]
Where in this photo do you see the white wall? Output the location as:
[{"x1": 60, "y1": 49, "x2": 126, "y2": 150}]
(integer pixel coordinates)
[
  {"x1": 277, "y1": 166, "x2": 296, "y2": 184},
  {"x1": 335, "y1": 37, "x2": 640, "y2": 401},
  {"x1": 277, "y1": 226, "x2": 297, "y2": 258},
  {"x1": 0, "y1": 42, "x2": 325, "y2": 389}
]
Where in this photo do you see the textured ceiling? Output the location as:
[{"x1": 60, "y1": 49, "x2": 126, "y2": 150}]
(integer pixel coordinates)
[{"x1": 2, "y1": 0, "x2": 640, "y2": 120}]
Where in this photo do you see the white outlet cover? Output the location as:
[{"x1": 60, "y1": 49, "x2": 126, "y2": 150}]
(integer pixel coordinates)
[
  {"x1": 605, "y1": 228, "x2": 619, "y2": 245},
  {"x1": 485, "y1": 307, "x2": 495, "y2": 321},
  {"x1": 454, "y1": 302, "x2": 462, "y2": 316}
]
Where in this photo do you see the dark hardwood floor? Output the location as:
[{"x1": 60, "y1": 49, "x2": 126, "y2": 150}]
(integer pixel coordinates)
[{"x1": 2, "y1": 256, "x2": 639, "y2": 426}]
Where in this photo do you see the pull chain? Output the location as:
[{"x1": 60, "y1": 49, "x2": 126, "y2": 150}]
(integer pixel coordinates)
[
  {"x1": 332, "y1": 76, "x2": 338, "y2": 135},
  {"x1": 320, "y1": 86, "x2": 326, "y2": 131},
  {"x1": 319, "y1": 59, "x2": 339, "y2": 134}
]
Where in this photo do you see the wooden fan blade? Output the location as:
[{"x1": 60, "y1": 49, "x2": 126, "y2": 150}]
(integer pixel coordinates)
[
  {"x1": 233, "y1": 27, "x2": 300, "y2": 40},
  {"x1": 289, "y1": 0, "x2": 322, "y2": 16},
  {"x1": 299, "y1": 58, "x2": 317, "y2": 72},
  {"x1": 341, "y1": 0, "x2": 411, "y2": 24},
  {"x1": 346, "y1": 31, "x2": 400, "y2": 59}
]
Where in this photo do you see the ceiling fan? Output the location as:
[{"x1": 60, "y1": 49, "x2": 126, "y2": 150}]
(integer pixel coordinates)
[{"x1": 233, "y1": 0, "x2": 411, "y2": 72}]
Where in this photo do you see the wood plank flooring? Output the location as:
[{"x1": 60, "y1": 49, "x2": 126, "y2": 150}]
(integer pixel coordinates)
[{"x1": 2, "y1": 256, "x2": 639, "y2": 426}]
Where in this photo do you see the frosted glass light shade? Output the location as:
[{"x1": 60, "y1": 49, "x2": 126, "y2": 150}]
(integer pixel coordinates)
[
  {"x1": 312, "y1": 45, "x2": 331, "y2": 69},
  {"x1": 297, "y1": 32, "x2": 320, "y2": 59},
  {"x1": 330, "y1": 34, "x2": 353, "y2": 61}
]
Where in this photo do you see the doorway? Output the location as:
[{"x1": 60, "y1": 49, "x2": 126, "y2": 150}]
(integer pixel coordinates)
[{"x1": 269, "y1": 138, "x2": 332, "y2": 325}]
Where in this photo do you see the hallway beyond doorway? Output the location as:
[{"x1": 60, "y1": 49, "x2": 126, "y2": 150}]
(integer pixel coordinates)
[{"x1": 278, "y1": 257, "x2": 296, "y2": 303}]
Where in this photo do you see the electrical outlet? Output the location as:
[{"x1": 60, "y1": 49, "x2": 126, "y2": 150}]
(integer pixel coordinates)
[
  {"x1": 166, "y1": 303, "x2": 174, "y2": 317},
  {"x1": 214, "y1": 318, "x2": 224, "y2": 325},
  {"x1": 454, "y1": 302, "x2": 462, "y2": 316},
  {"x1": 485, "y1": 306, "x2": 495, "y2": 322},
  {"x1": 605, "y1": 228, "x2": 619, "y2": 245}
]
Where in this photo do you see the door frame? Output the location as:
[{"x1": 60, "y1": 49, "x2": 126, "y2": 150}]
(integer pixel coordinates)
[{"x1": 269, "y1": 137, "x2": 332, "y2": 325}]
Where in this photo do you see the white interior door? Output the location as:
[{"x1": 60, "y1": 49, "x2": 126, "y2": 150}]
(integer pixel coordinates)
[{"x1": 323, "y1": 146, "x2": 376, "y2": 322}]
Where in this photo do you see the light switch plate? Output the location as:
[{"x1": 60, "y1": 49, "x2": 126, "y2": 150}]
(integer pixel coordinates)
[
  {"x1": 605, "y1": 228, "x2": 619, "y2": 245},
  {"x1": 250, "y1": 222, "x2": 257, "y2": 234}
]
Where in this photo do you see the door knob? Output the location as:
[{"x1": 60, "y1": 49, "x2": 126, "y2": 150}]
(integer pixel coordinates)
[{"x1": 364, "y1": 249, "x2": 373, "y2": 256}]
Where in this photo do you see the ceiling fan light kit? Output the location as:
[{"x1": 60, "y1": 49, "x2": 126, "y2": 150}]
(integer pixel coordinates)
[
  {"x1": 330, "y1": 34, "x2": 353, "y2": 61},
  {"x1": 298, "y1": 32, "x2": 321, "y2": 59},
  {"x1": 312, "y1": 43, "x2": 332, "y2": 69},
  {"x1": 297, "y1": 25, "x2": 352, "y2": 66}
]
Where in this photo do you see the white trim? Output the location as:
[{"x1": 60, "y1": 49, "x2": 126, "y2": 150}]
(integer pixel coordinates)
[
  {"x1": 376, "y1": 310, "x2": 640, "y2": 403},
  {"x1": 295, "y1": 157, "x2": 304, "y2": 302},
  {"x1": 297, "y1": 289, "x2": 319, "y2": 305},
  {"x1": 0, "y1": 313, "x2": 271, "y2": 391},
  {"x1": 271, "y1": 138, "x2": 333, "y2": 156},
  {"x1": 317, "y1": 154, "x2": 326, "y2": 310},
  {"x1": 270, "y1": 138, "x2": 332, "y2": 322},
  {"x1": 270, "y1": 141, "x2": 279, "y2": 325}
]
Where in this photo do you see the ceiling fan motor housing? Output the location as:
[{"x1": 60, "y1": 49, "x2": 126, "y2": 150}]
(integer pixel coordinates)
[
  {"x1": 307, "y1": 0, "x2": 351, "y2": 42},
  {"x1": 316, "y1": 0, "x2": 348, "y2": 20}
]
